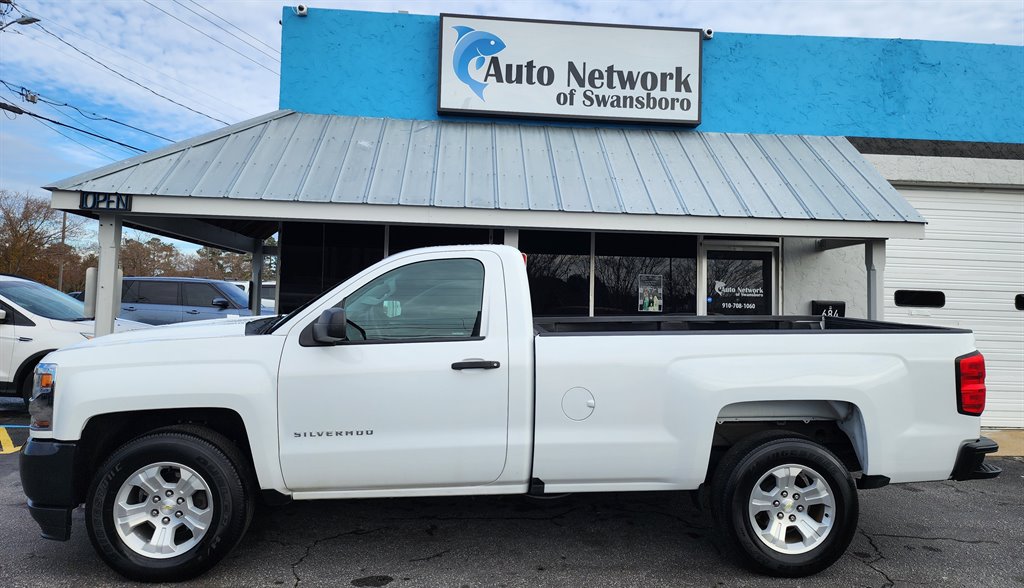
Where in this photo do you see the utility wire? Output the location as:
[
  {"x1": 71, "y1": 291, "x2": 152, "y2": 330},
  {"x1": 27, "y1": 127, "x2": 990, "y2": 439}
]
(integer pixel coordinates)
[
  {"x1": 34, "y1": 118, "x2": 119, "y2": 162},
  {"x1": 14, "y1": 3, "x2": 254, "y2": 120},
  {"x1": 172, "y1": 0, "x2": 280, "y2": 63},
  {"x1": 0, "y1": 79, "x2": 177, "y2": 143},
  {"x1": 14, "y1": 24, "x2": 245, "y2": 123},
  {"x1": 0, "y1": 97, "x2": 146, "y2": 152},
  {"x1": 142, "y1": 0, "x2": 279, "y2": 75},
  {"x1": 187, "y1": 0, "x2": 279, "y2": 55},
  {"x1": 33, "y1": 24, "x2": 230, "y2": 125}
]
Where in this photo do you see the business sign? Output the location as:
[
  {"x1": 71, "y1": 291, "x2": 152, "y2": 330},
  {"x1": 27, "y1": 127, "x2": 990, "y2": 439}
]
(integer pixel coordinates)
[
  {"x1": 438, "y1": 15, "x2": 702, "y2": 125},
  {"x1": 80, "y1": 192, "x2": 132, "y2": 211}
]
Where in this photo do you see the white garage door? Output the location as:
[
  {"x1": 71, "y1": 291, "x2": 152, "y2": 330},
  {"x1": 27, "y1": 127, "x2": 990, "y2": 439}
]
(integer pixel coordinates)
[{"x1": 886, "y1": 187, "x2": 1024, "y2": 429}]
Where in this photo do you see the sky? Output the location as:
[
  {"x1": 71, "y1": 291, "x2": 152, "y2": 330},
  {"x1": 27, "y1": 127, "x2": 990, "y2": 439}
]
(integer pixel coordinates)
[{"x1": 0, "y1": 0, "x2": 1022, "y2": 252}]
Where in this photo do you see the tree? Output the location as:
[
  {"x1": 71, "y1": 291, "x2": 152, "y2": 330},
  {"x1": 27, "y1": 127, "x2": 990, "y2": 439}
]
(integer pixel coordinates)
[
  {"x1": 120, "y1": 234, "x2": 187, "y2": 277},
  {"x1": 0, "y1": 190, "x2": 85, "y2": 286}
]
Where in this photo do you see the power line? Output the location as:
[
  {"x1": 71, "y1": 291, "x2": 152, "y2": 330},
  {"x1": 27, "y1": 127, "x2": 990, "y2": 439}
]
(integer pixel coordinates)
[
  {"x1": 14, "y1": 3, "x2": 254, "y2": 120},
  {"x1": 142, "y1": 0, "x2": 279, "y2": 75},
  {"x1": 0, "y1": 97, "x2": 146, "y2": 152},
  {"x1": 186, "y1": 0, "x2": 279, "y2": 55},
  {"x1": 0, "y1": 79, "x2": 177, "y2": 143},
  {"x1": 34, "y1": 118, "x2": 119, "y2": 162},
  {"x1": 37, "y1": 100, "x2": 139, "y2": 158},
  {"x1": 172, "y1": 0, "x2": 280, "y2": 63},
  {"x1": 13, "y1": 24, "x2": 246, "y2": 124},
  {"x1": 33, "y1": 24, "x2": 230, "y2": 125}
]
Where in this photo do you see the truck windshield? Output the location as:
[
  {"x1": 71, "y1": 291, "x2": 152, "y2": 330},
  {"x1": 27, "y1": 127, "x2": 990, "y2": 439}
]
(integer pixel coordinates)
[{"x1": 0, "y1": 280, "x2": 88, "y2": 321}]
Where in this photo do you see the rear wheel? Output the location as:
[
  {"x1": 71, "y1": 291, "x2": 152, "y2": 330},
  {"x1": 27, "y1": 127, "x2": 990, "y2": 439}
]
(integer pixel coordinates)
[
  {"x1": 711, "y1": 436, "x2": 858, "y2": 577},
  {"x1": 86, "y1": 429, "x2": 252, "y2": 582}
]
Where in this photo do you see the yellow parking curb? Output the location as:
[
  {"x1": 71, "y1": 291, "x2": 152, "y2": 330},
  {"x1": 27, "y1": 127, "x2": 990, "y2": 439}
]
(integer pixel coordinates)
[{"x1": 0, "y1": 427, "x2": 22, "y2": 455}]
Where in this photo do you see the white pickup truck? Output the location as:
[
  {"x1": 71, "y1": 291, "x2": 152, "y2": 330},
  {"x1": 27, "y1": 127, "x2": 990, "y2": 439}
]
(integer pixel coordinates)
[{"x1": 20, "y1": 245, "x2": 1000, "y2": 581}]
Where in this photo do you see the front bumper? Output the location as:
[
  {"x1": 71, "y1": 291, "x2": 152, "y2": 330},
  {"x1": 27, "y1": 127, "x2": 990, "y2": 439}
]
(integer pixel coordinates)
[
  {"x1": 949, "y1": 437, "x2": 1002, "y2": 481},
  {"x1": 19, "y1": 438, "x2": 78, "y2": 541}
]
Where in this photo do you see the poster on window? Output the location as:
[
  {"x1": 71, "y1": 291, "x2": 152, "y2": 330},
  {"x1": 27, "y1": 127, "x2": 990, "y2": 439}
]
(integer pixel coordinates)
[{"x1": 638, "y1": 274, "x2": 664, "y2": 312}]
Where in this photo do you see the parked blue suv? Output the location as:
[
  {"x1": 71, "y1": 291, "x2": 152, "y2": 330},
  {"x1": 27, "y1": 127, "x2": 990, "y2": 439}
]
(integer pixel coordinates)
[{"x1": 119, "y1": 277, "x2": 273, "y2": 325}]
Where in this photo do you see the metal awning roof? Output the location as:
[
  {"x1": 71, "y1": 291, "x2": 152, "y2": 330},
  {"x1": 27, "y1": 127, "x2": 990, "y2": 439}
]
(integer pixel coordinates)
[{"x1": 47, "y1": 110, "x2": 925, "y2": 240}]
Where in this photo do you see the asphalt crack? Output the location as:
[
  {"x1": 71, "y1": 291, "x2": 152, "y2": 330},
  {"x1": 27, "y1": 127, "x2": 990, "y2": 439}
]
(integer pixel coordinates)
[
  {"x1": 858, "y1": 528, "x2": 895, "y2": 588},
  {"x1": 291, "y1": 527, "x2": 384, "y2": 587},
  {"x1": 866, "y1": 532, "x2": 998, "y2": 545},
  {"x1": 409, "y1": 549, "x2": 451, "y2": 562}
]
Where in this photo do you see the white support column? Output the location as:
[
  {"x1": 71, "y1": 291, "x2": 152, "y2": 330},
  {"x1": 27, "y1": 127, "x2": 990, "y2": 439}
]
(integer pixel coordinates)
[
  {"x1": 503, "y1": 228, "x2": 519, "y2": 249},
  {"x1": 94, "y1": 215, "x2": 122, "y2": 336},
  {"x1": 250, "y1": 244, "x2": 264, "y2": 315},
  {"x1": 865, "y1": 239, "x2": 886, "y2": 320}
]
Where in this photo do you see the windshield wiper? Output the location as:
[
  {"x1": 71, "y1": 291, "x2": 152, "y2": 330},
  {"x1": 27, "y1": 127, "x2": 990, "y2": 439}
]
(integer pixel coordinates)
[{"x1": 69, "y1": 317, "x2": 92, "y2": 322}]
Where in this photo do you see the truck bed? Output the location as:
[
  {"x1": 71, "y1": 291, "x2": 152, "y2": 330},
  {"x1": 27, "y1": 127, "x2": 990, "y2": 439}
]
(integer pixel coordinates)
[{"x1": 534, "y1": 315, "x2": 971, "y2": 334}]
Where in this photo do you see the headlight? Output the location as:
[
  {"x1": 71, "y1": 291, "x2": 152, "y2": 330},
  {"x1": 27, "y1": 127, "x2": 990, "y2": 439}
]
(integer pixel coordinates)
[{"x1": 30, "y1": 363, "x2": 56, "y2": 431}]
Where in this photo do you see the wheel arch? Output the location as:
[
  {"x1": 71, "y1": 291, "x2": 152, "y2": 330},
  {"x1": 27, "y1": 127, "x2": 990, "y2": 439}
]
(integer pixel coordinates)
[
  {"x1": 74, "y1": 408, "x2": 260, "y2": 505},
  {"x1": 12, "y1": 349, "x2": 56, "y2": 398},
  {"x1": 708, "y1": 400, "x2": 868, "y2": 480}
]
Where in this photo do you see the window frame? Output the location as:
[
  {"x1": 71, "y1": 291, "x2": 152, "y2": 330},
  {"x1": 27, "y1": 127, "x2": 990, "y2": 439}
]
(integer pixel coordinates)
[
  {"x1": 699, "y1": 241, "x2": 781, "y2": 316},
  {"x1": 296, "y1": 253, "x2": 493, "y2": 347},
  {"x1": 134, "y1": 280, "x2": 180, "y2": 306}
]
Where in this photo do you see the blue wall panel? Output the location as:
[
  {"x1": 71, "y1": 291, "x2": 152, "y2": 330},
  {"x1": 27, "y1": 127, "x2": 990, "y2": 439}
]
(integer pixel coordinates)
[{"x1": 280, "y1": 8, "x2": 1023, "y2": 143}]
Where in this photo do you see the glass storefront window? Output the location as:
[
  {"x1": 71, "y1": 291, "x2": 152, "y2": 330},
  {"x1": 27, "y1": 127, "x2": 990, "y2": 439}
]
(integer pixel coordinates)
[
  {"x1": 706, "y1": 250, "x2": 773, "y2": 315},
  {"x1": 388, "y1": 225, "x2": 496, "y2": 254},
  {"x1": 519, "y1": 230, "x2": 591, "y2": 316},
  {"x1": 594, "y1": 233, "x2": 697, "y2": 315}
]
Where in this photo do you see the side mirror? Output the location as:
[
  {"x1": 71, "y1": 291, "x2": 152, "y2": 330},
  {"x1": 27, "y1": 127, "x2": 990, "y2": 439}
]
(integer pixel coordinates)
[
  {"x1": 312, "y1": 308, "x2": 348, "y2": 345},
  {"x1": 0, "y1": 309, "x2": 6, "y2": 322},
  {"x1": 211, "y1": 297, "x2": 230, "y2": 309}
]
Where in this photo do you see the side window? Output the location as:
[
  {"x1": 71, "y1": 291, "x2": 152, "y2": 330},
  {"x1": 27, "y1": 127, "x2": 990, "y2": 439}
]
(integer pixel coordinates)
[
  {"x1": 341, "y1": 258, "x2": 485, "y2": 341},
  {"x1": 136, "y1": 281, "x2": 178, "y2": 305},
  {"x1": 121, "y1": 280, "x2": 139, "y2": 303},
  {"x1": 182, "y1": 283, "x2": 222, "y2": 307}
]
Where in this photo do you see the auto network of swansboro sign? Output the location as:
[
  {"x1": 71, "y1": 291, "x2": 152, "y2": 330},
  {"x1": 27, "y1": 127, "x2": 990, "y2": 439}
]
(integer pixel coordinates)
[{"x1": 438, "y1": 14, "x2": 703, "y2": 126}]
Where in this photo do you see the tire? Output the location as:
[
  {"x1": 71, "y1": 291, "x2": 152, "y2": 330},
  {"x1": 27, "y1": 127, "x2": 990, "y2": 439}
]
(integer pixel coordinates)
[
  {"x1": 19, "y1": 362, "x2": 36, "y2": 410},
  {"x1": 85, "y1": 428, "x2": 253, "y2": 582},
  {"x1": 710, "y1": 435, "x2": 858, "y2": 577}
]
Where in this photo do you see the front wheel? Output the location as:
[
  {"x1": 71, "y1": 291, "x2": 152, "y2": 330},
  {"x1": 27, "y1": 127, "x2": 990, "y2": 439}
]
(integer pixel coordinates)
[
  {"x1": 86, "y1": 429, "x2": 252, "y2": 582},
  {"x1": 711, "y1": 436, "x2": 858, "y2": 577}
]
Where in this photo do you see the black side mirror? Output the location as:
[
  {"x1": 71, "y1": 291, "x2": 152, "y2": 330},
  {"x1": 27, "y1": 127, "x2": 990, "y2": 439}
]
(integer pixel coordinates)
[
  {"x1": 312, "y1": 308, "x2": 348, "y2": 345},
  {"x1": 211, "y1": 297, "x2": 230, "y2": 309}
]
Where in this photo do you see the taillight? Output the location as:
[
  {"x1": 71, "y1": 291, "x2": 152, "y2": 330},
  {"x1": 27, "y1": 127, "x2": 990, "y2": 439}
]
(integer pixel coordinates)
[{"x1": 955, "y1": 352, "x2": 986, "y2": 416}]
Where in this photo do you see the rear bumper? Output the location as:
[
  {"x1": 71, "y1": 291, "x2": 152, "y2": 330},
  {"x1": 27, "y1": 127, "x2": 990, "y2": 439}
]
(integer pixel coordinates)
[
  {"x1": 19, "y1": 438, "x2": 78, "y2": 541},
  {"x1": 949, "y1": 437, "x2": 1002, "y2": 481}
]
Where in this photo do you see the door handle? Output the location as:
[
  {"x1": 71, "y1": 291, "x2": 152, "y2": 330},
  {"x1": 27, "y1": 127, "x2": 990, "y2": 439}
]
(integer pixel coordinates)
[
  {"x1": 451, "y1": 360, "x2": 501, "y2": 370},
  {"x1": 186, "y1": 310, "x2": 200, "y2": 315},
  {"x1": 17, "y1": 337, "x2": 33, "y2": 342},
  {"x1": 124, "y1": 306, "x2": 136, "y2": 311}
]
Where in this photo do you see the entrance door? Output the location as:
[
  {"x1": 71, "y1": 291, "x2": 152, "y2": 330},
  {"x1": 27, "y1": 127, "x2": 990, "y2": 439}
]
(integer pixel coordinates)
[
  {"x1": 277, "y1": 252, "x2": 510, "y2": 492},
  {"x1": 705, "y1": 250, "x2": 775, "y2": 315}
]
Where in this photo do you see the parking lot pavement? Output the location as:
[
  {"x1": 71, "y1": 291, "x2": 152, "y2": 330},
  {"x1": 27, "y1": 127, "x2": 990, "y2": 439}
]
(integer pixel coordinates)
[{"x1": 1, "y1": 397, "x2": 1021, "y2": 588}]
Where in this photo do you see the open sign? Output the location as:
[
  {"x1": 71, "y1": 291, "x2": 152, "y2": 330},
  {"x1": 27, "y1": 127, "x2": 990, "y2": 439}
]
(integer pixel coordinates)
[{"x1": 80, "y1": 192, "x2": 132, "y2": 211}]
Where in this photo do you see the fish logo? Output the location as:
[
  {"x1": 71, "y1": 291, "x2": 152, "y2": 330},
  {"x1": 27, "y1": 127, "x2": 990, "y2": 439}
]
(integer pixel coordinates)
[{"x1": 451, "y1": 26, "x2": 506, "y2": 100}]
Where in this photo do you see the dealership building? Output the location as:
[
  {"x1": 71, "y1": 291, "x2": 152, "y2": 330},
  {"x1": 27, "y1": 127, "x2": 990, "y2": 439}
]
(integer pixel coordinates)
[{"x1": 46, "y1": 8, "x2": 1022, "y2": 427}]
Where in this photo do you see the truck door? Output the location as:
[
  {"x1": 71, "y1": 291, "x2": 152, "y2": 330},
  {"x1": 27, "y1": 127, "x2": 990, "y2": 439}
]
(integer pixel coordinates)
[{"x1": 277, "y1": 251, "x2": 510, "y2": 491}]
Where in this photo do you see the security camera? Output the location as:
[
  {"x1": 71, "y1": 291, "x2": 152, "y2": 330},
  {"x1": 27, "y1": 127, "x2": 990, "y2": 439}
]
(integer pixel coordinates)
[
  {"x1": 296, "y1": 4, "x2": 308, "y2": 16},
  {"x1": 702, "y1": 28, "x2": 713, "y2": 40}
]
